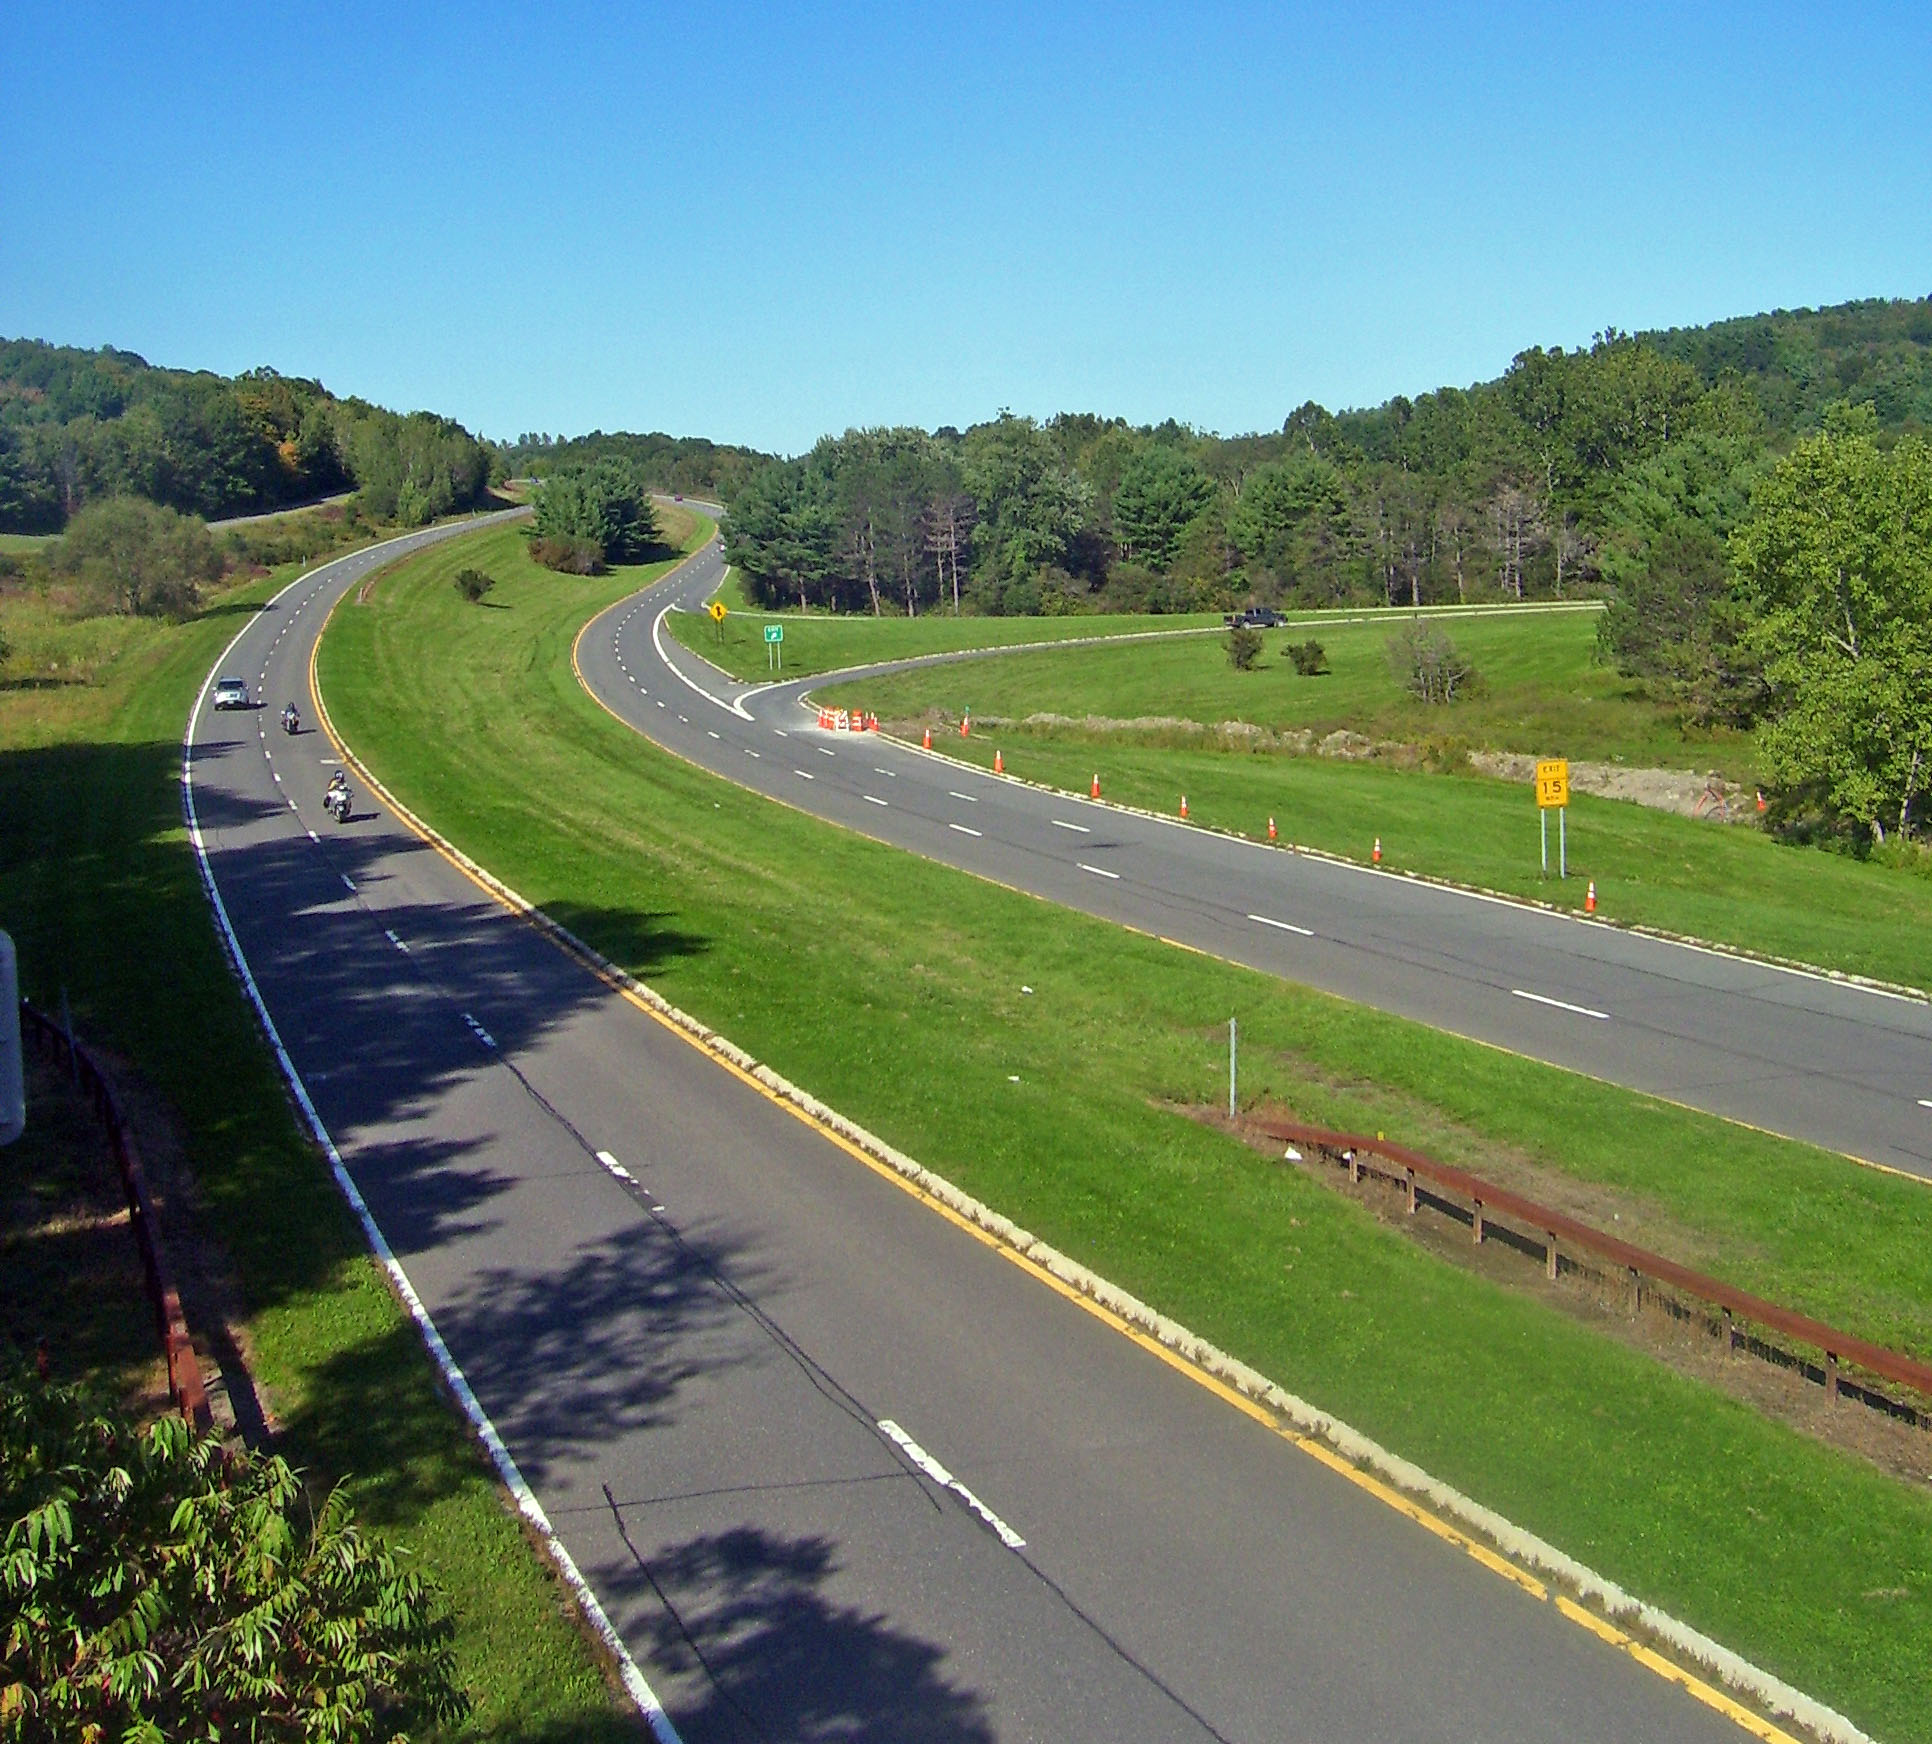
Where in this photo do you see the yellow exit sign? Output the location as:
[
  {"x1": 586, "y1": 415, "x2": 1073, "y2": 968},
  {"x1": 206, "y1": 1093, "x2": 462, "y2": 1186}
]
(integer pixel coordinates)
[{"x1": 1535, "y1": 759, "x2": 1570, "y2": 809}]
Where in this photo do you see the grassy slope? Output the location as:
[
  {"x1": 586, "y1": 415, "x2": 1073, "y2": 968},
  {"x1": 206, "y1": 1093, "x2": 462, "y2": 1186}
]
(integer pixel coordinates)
[
  {"x1": 673, "y1": 594, "x2": 1224, "y2": 679},
  {"x1": 826, "y1": 607, "x2": 1750, "y2": 773},
  {"x1": 0, "y1": 547, "x2": 634, "y2": 1738},
  {"x1": 324, "y1": 521, "x2": 1932, "y2": 1743}
]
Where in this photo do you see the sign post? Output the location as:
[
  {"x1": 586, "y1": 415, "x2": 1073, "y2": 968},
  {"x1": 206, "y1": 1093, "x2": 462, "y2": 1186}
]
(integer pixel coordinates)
[
  {"x1": 764, "y1": 622, "x2": 783, "y2": 673},
  {"x1": 1535, "y1": 758, "x2": 1570, "y2": 878},
  {"x1": 708, "y1": 598, "x2": 728, "y2": 644}
]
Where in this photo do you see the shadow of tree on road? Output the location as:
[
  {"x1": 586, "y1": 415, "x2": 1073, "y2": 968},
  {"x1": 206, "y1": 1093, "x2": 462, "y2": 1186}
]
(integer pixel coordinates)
[{"x1": 609, "y1": 1525, "x2": 995, "y2": 1744}]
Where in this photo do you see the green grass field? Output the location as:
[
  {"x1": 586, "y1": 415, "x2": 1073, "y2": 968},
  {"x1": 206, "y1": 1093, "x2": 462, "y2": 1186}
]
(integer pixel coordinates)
[
  {"x1": 322, "y1": 521, "x2": 1932, "y2": 1744},
  {"x1": 817, "y1": 604, "x2": 1755, "y2": 774},
  {"x1": 672, "y1": 593, "x2": 1226, "y2": 679},
  {"x1": 0, "y1": 541, "x2": 638, "y2": 1736}
]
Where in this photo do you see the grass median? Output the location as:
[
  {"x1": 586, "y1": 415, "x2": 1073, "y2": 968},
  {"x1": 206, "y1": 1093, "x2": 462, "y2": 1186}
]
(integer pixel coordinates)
[
  {"x1": 325, "y1": 521, "x2": 1932, "y2": 1743},
  {"x1": 0, "y1": 530, "x2": 641, "y2": 1738}
]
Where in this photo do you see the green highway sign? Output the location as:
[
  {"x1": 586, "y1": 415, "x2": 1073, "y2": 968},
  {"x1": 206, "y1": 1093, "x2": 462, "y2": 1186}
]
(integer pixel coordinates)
[{"x1": 764, "y1": 624, "x2": 783, "y2": 643}]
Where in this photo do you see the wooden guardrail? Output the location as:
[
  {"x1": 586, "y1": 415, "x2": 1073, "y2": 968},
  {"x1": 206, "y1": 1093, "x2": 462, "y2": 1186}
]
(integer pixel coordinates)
[
  {"x1": 20, "y1": 1002, "x2": 212, "y2": 1432},
  {"x1": 1254, "y1": 1115, "x2": 1932, "y2": 1415}
]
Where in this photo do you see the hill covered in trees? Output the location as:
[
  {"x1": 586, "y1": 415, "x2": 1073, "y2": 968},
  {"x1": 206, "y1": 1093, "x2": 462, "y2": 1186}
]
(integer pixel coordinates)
[
  {"x1": 721, "y1": 294, "x2": 1932, "y2": 621},
  {"x1": 0, "y1": 339, "x2": 496, "y2": 532},
  {"x1": 498, "y1": 430, "x2": 771, "y2": 505}
]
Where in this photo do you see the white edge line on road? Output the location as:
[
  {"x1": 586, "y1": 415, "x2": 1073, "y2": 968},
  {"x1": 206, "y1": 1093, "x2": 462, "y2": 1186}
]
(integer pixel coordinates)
[
  {"x1": 877, "y1": 1419, "x2": 1026, "y2": 1549},
  {"x1": 1078, "y1": 862, "x2": 1119, "y2": 880},
  {"x1": 651, "y1": 601, "x2": 754, "y2": 720},
  {"x1": 1248, "y1": 913, "x2": 1313, "y2": 937},
  {"x1": 359, "y1": 629, "x2": 1867, "y2": 1744},
  {"x1": 184, "y1": 530, "x2": 683, "y2": 1744},
  {"x1": 1512, "y1": 988, "x2": 1611, "y2": 1021}
]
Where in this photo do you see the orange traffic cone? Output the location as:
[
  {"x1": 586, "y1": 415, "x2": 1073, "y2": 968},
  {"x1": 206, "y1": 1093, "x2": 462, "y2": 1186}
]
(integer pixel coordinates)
[
  {"x1": 1372, "y1": 836, "x2": 1382, "y2": 864},
  {"x1": 961, "y1": 715, "x2": 970, "y2": 737},
  {"x1": 1756, "y1": 789, "x2": 1767, "y2": 814},
  {"x1": 1267, "y1": 816, "x2": 1277, "y2": 842},
  {"x1": 994, "y1": 750, "x2": 1004, "y2": 774},
  {"x1": 1180, "y1": 795, "x2": 1189, "y2": 819},
  {"x1": 922, "y1": 727, "x2": 932, "y2": 749},
  {"x1": 1585, "y1": 880, "x2": 1597, "y2": 914},
  {"x1": 1091, "y1": 773, "x2": 1102, "y2": 799}
]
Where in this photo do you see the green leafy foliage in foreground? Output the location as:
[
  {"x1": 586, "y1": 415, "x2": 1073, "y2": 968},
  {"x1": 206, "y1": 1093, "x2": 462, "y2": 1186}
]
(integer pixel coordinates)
[
  {"x1": 0, "y1": 1365, "x2": 465, "y2": 1742},
  {"x1": 326, "y1": 522, "x2": 1932, "y2": 1743}
]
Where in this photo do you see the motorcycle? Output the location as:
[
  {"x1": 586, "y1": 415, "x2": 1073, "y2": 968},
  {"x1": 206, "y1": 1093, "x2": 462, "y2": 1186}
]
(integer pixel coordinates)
[
  {"x1": 325, "y1": 782, "x2": 352, "y2": 824},
  {"x1": 281, "y1": 705, "x2": 300, "y2": 735}
]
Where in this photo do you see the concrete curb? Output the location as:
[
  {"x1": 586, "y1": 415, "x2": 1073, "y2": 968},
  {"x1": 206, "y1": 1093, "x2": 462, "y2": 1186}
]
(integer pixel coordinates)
[{"x1": 321, "y1": 647, "x2": 1870, "y2": 1744}]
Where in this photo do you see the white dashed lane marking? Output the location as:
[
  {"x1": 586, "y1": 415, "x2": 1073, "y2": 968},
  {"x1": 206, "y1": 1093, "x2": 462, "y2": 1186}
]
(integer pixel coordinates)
[{"x1": 1512, "y1": 988, "x2": 1610, "y2": 1021}]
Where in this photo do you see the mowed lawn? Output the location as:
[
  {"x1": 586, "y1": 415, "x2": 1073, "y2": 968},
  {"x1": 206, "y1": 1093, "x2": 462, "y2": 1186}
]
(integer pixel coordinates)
[
  {"x1": 324, "y1": 521, "x2": 1932, "y2": 1744},
  {"x1": 826, "y1": 605, "x2": 1751, "y2": 774},
  {"x1": 672, "y1": 590, "x2": 1225, "y2": 681}
]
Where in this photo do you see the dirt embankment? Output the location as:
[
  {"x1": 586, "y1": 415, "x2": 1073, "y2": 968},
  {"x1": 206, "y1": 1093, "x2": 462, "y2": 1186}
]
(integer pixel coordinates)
[{"x1": 961, "y1": 711, "x2": 1753, "y2": 823}]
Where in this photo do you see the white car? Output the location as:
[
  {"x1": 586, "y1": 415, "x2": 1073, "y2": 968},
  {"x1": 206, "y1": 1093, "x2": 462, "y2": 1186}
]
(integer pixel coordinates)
[{"x1": 212, "y1": 676, "x2": 250, "y2": 710}]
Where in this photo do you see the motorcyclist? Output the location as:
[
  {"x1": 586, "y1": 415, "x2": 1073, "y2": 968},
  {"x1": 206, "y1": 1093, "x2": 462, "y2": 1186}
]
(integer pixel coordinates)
[
  {"x1": 282, "y1": 702, "x2": 300, "y2": 734},
  {"x1": 325, "y1": 770, "x2": 350, "y2": 818}
]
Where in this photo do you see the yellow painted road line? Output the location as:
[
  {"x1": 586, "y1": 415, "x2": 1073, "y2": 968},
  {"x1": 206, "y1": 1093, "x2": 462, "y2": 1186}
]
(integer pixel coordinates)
[
  {"x1": 308, "y1": 557, "x2": 1802, "y2": 1744},
  {"x1": 1554, "y1": 1598, "x2": 1801, "y2": 1744}
]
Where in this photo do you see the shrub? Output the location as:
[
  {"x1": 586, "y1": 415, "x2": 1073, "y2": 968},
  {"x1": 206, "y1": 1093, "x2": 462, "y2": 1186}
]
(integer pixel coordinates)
[
  {"x1": 1225, "y1": 625, "x2": 1262, "y2": 670},
  {"x1": 51, "y1": 498, "x2": 223, "y2": 620},
  {"x1": 526, "y1": 533, "x2": 605, "y2": 576},
  {"x1": 453, "y1": 566, "x2": 496, "y2": 603},
  {"x1": 1286, "y1": 638, "x2": 1328, "y2": 675},
  {"x1": 0, "y1": 1362, "x2": 466, "y2": 1740},
  {"x1": 1387, "y1": 618, "x2": 1479, "y2": 704}
]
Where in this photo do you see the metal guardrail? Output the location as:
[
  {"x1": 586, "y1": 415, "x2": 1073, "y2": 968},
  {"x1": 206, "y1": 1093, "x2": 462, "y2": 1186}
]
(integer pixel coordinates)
[
  {"x1": 1254, "y1": 1115, "x2": 1932, "y2": 1415},
  {"x1": 19, "y1": 1001, "x2": 212, "y2": 1431}
]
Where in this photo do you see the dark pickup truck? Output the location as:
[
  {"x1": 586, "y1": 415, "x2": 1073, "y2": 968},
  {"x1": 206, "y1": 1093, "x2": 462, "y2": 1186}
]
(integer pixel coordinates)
[{"x1": 1224, "y1": 607, "x2": 1286, "y2": 629}]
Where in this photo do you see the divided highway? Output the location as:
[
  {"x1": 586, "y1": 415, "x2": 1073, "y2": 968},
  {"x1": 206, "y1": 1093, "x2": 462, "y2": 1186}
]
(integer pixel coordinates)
[
  {"x1": 582, "y1": 539, "x2": 1932, "y2": 1182},
  {"x1": 181, "y1": 521, "x2": 1775, "y2": 1740}
]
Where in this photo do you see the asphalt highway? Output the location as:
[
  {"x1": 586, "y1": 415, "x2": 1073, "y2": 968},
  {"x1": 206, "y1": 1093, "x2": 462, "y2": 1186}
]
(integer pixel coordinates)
[
  {"x1": 580, "y1": 538, "x2": 1932, "y2": 1182},
  {"x1": 179, "y1": 526, "x2": 1776, "y2": 1739}
]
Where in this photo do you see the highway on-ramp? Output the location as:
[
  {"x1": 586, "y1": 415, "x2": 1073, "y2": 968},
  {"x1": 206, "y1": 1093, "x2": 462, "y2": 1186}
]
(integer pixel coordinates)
[
  {"x1": 580, "y1": 539, "x2": 1932, "y2": 1183},
  {"x1": 186, "y1": 519, "x2": 1794, "y2": 1742}
]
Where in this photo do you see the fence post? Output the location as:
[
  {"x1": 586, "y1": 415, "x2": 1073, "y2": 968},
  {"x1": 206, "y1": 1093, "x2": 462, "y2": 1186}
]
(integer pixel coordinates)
[
  {"x1": 1826, "y1": 1352, "x2": 1840, "y2": 1402},
  {"x1": 1405, "y1": 1168, "x2": 1416, "y2": 1215},
  {"x1": 1472, "y1": 1199, "x2": 1484, "y2": 1245},
  {"x1": 1545, "y1": 1232, "x2": 1558, "y2": 1281}
]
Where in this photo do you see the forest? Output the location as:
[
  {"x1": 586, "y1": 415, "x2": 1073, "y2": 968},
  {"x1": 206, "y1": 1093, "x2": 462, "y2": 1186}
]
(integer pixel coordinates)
[
  {"x1": 0, "y1": 340, "x2": 495, "y2": 531},
  {"x1": 721, "y1": 297, "x2": 1932, "y2": 623}
]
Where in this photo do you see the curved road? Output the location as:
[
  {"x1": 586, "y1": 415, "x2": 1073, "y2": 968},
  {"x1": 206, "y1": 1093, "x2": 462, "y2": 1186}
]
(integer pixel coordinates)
[
  {"x1": 582, "y1": 542, "x2": 1932, "y2": 1181},
  {"x1": 187, "y1": 520, "x2": 1786, "y2": 1742}
]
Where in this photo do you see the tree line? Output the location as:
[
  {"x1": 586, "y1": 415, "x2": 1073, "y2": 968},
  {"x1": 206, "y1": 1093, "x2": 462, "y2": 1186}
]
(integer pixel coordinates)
[
  {"x1": 0, "y1": 339, "x2": 496, "y2": 531},
  {"x1": 721, "y1": 300, "x2": 1932, "y2": 625}
]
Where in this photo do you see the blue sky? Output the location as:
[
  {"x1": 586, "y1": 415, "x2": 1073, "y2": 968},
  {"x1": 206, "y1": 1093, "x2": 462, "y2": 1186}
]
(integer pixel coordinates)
[{"x1": 4, "y1": 2, "x2": 1928, "y2": 453}]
